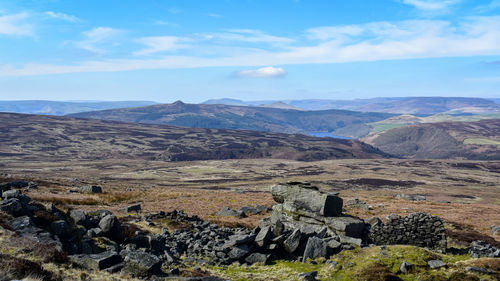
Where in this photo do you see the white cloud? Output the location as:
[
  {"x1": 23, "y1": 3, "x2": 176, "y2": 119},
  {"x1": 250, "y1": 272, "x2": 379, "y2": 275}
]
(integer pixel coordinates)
[
  {"x1": 44, "y1": 11, "x2": 79, "y2": 22},
  {"x1": 234, "y1": 66, "x2": 287, "y2": 78},
  {"x1": 76, "y1": 27, "x2": 121, "y2": 55},
  {"x1": 203, "y1": 29, "x2": 293, "y2": 45},
  {"x1": 207, "y1": 13, "x2": 222, "y2": 18},
  {"x1": 134, "y1": 36, "x2": 189, "y2": 56},
  {"x1": 0, "y1": 12, "x2": 33, "y2": 36},
  {"x1": 401, "y1": 0, "x2": 461, "y2": 11},
  {"x1": 3, "y1": 16, "x2": 500, "y2": 76}
]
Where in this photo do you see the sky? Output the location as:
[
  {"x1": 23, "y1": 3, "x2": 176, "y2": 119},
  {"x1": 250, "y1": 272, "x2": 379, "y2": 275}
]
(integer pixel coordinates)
[{"x1": 0, "y1": 0, "x2": 500, "y2": 103}]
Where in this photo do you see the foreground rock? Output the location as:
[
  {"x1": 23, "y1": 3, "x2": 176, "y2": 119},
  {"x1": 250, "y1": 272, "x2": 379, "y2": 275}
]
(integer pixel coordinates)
[{"x1": 0, "y1": 181, "x2": 458, "y2": 280}]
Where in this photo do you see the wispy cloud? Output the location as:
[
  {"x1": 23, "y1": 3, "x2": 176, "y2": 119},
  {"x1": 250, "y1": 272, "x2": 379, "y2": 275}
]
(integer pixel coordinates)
[
  {"x1": 401, "y1": 0, "x2": 461, "y2": 11},
  {"x1": 234, "y1": 66, "x2": 287, "y2": 78},
  {"x1": 134, "y1": 36, "x2": 189, "y2": 56},
  {"x1": 44, "y1": 11, "x2": 80, "y2": 22},
  {"x1": 3, "y1": 16, "x2": 500, "y2": 76},
  {"x1": 0, "y1": 12, "x2": 33, "y2": 36},
  {"x1": 75, "y1": 27, "x2": 122, "y2": 55},
  {"x1": 206, "y1": 13, "x2": 222, "y2": 18}
]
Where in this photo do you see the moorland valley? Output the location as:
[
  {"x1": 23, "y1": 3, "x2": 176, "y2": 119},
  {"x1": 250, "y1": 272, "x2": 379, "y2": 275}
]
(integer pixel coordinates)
[{"x1": 0, "y1": 97, "x2": 499, "y2": 281}]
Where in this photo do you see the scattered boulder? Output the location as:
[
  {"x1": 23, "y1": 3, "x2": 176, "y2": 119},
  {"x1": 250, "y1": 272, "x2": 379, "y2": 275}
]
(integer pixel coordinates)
[
  {"x1": 299, "y1": 271, "x2": 318, "y2": 281},
  {"x1": 465, "y1": 266, "x2": 496, "y2": 275},
  {"x1": 428, "y1": 260, "x2": 446, "y2": 269},
  {"x1": 239, "y1": 205, "x2": 269, "y2": 216},
  {"x1": 469, "y1": 240, "x2": 500, "y2": 258},
  {"x1": 346, "y1": 198, "x2": 368, "y2": 210},
  {"x1": 80, "y1": 185, "x2": 102, "y2": 193},
  {"x1": 400, "y1": 261, "x2": 413, "y2": 274},
  {"x1": 122, "y1": 204, "x2": 141, "y2": 213},
  {"x1": 216, "y1": 207, "x2": 246, "y2": 218},
  {"x1": 396, "y1": 194, "x2": 426, "y2": 201}
]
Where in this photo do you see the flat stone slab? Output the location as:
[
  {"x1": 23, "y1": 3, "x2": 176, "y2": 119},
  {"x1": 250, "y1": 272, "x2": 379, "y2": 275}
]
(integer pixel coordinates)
[{"x1": 70, "y1": 251, "x2": 122, "y2": 271}]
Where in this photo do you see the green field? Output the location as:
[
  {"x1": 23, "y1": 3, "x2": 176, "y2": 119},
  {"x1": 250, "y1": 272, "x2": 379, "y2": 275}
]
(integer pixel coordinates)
[{"x1": 463, "y1": 138, "x2": 500, "y2": 146}]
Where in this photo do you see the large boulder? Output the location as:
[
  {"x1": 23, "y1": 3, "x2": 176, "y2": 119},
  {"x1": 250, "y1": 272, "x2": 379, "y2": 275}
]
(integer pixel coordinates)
[
  {"x1": 99, "y1": 215, "x2": 122, "y2": 241},
  {"x1": 271, "y1": 183, "x2": 343, "y2": 217},
  {"x1": 302, "y1": 237, "x2": 327, "y2": 262},
  {"x1": 283, "y1": 229, "x2": 302, "y2": 254},
  {"x1": 323, "y1": 216, "x2": 366, "y2": 238},
  {"x1": 121, "y1": 251, "x2": 162, "y2": 277}
]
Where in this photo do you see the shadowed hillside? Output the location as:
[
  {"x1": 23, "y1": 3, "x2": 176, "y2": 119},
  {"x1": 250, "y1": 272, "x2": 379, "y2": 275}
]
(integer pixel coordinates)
[
  {"x1": 68, "y1": 101, "x2": 394, "y2": 138},
  {"x1": 0, "y1": 113, "x2": 390, "y2": 162},
  {"x1": 363, "y1": 119, "x2": 500, "y2": 160}
]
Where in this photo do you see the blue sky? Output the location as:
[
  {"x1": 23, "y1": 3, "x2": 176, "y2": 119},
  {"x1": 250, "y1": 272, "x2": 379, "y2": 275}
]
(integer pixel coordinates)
[{"x1": 0, "y1": 0, "x2": 499, "y2": 102}]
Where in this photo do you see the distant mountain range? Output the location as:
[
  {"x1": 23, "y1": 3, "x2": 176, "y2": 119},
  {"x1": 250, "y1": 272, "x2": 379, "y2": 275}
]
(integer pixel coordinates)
[
  {"x1": 362, "y1": 119, "x2": 500, "y2": 160},
  {"x1": 203, "y1": 97, "x2": 500, "y2": 115},
  {"x1": 68, "y1": 101, "x2": 394, "y2": 138},
  {"x1": 0, "y1": 113, "x2": 389, "y2": 162},
  {"x1": 0, "y1": 100, "x2": 156, "y2": 115}
]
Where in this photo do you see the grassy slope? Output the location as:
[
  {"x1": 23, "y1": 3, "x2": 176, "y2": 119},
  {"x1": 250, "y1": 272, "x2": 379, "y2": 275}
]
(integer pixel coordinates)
[{"x1": 207, "y1": 245, "x2": 499, "y2": 281}]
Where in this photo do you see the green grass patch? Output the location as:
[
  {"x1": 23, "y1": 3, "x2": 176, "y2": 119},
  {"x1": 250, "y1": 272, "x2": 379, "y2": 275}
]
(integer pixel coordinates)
[
  {"x1": 463, "y1": 138, "x2": 500, "y2": 146},
  {"x1": 206, "y1": 245, "x2": 493, "y2": 281}
]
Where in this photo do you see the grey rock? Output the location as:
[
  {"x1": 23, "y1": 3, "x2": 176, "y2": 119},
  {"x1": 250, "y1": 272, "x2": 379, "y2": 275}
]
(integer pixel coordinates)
[
  {"x1": 255, "y1": 226, "x2": 272, "y2": 247},
  {"x1": 121, "y1": 250, "x2": 162, "y2": 277},
  {"x1": 465, "y1": 266, "x2": 496, "y2": 275},
  {"x1": 125, "y1": 204, "x2": 141, "y2": 213},
  {"x1": 400, "y1": 261, "x2": 413, "y2": 274},
  {"x1": 491, "y1": 225, "x2": 500, "y2": 235},
  {"x1": 228, "y1": 244, "x2": 250, "y2": 260},
  {"x1": 99, "y1": 215, "x2": 122, "y2": 240},
  {"x1": 69, "y1": 251, "x2": 122, "y2": 270},
  {"x1": 346, "y1": 198, "x2": 368, "y2": 210},
  {"x1": 365, "y1": 216, "x2": 382, "y2": 227},
  {"x1": 302, "y1": 237, "x2": 327, "y2": 262},
  {"x1": 0, "y1": 198, "x2": 23, "y2": 216},
  {"x1": 396, "y1": 194, "x2": 426, "y2": 201},
  {"x1": 326, "y1": 260, "x2": 337, "y2": 269},
  {"x1": 239, "y1": 205, "x2": 269, "y2": 216},
  {"x1": 224, "y1": 234, "x2": 256, "y2": 247},
  {"x1": 339, "y1": 235, "x2": 362, "y2": 247},
  {"x1": 216, "y1": 207, "x2": 246, "y2": 218},
  {"x1": 283, "y1": 229, "x2": 302, "y2": 254},
  {"x1": 298, "y1": 271, "x2": 318, "y2": 281},
  {"x1": 80, "y1": 185, "x2": 102, "y2": 193},
  {"x1": 50, "y1": 220, "x2": 71, "y2": 238},
  {"x1": 428, "y1": 260, "x2": 446, "y2": 269},
  {"x1": 2, "y1": 189, "x2": 21, "y2": 199},
  {"x1": 325, "y1": 238, "x2": 341, "y2": 252},
  {"x1": 271, "y1": 183, "x2": 343, "y2": 217},
  {"x1": 70, "y1": 210, "x2": 87, "y2": 226},
  {"x1": 324, "y1": 216, "x2": 366, "y2": 238},
  {"x1": 245, "y1": 253, "x2": 269, "y2": 264}
]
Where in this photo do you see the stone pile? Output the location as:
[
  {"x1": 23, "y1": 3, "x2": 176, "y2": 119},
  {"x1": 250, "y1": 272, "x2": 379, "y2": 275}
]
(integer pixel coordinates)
[
  {"x1": 0, "y1": 180, "x2": 463, "y2": 280},
  {"x1": 468, "y1": 240, "x2": 500, "y2": 258},
  {"x1": 368, "y1": 212, "x2": 447, "y2": 251}
]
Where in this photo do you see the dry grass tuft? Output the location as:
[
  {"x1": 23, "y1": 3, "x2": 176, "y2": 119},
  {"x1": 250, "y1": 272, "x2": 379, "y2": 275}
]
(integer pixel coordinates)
[{"x1": 0, "y1": 253, "x2": 54, "y2": 281}]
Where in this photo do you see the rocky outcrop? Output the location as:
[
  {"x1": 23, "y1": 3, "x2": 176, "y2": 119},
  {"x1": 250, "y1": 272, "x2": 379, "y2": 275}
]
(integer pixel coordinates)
[
  {"x1": 368, "y1": 212, "x2": 447, "y2": 251},
  {"x1": 0, "y1": 180, "x2": 456, "y2": 280}
]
